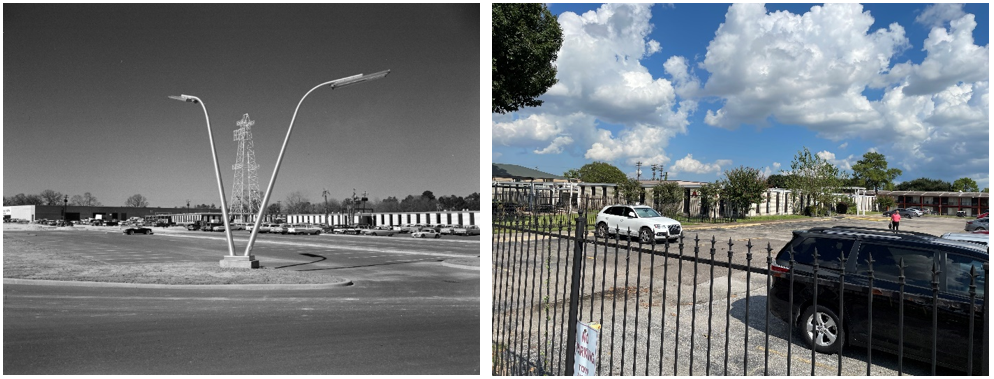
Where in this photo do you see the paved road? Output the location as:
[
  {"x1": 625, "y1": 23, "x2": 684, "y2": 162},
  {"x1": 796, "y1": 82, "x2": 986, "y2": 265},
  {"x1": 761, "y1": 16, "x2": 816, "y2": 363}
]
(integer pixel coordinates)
[{"x1": 4, "y1": 228, "x2": 481, "y2": 374}]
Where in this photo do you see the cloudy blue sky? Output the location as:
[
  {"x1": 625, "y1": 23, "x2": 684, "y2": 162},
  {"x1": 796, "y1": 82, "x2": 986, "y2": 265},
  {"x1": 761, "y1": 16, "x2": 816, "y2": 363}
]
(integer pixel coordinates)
[{"x1": 492, "y1": 3, "x2": 989, "y2": 189}]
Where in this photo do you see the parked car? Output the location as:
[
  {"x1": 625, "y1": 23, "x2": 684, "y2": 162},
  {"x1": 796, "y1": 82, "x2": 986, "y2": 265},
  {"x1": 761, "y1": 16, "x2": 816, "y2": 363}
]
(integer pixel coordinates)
[
  {"x1": 438, "y1": 224, "x2": 459, "y2": 235},
  {"x1": 978, "y1": 211, "x2": 989, "y2": 219},
  {"x1": 122, "y1": 226, "x2": 153, "y2": 235},
  {"x1": 287, "y1": 224, "x2": 322, "y2": 235},
  {"x1": 362, "y1": 226, "x2": 398, "y2": 236},
  {"x1": 271, "y1": 223, "x2": 290, "y2": 234},
  {"x1": 594, "y1": 204, "x2": 682, "y2": 243},
  {"x1": 453, "y1": 225, "x2": 481, "y2": 236},
  {"x1": 940, "y1": 232, "x2": 989, "y2": 246},
  {"x1": 905, "y1": 207, "x2": 924, "y2": 217},
  {"x1": 882, "y1": 208, "x2": 915, "y2": 218},
  {"x1": 964, "y1": 217, "x2": 988, "y2": 232},
  {"x1": 411, "y1": 228, "x2": 441, "y2": 239},
  {"x1": 769, "y1": 226, "x2": 986, "y2": 373}
]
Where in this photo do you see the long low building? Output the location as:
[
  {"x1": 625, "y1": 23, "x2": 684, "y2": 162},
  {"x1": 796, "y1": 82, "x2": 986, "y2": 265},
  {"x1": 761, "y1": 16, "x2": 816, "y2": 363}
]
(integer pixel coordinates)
[
  {"x1": 3, "y1": 205, "x2": 215, "y2": 222},
  {"x1": 875, "y1": 190, "x2": 989, "y2": 216}
]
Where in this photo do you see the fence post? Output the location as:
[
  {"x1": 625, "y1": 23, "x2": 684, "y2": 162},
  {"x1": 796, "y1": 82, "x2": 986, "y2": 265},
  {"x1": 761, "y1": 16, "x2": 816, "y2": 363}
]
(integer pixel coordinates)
[{"x1": 564, "y1": 214, "x2": 587, "y2": 375}]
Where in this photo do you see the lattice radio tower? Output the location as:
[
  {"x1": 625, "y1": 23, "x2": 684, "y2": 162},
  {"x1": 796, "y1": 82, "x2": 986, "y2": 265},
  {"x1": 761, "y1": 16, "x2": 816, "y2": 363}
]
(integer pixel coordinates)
[{"x1": 230, "y1": 114, "x2": 261, "y2": 215}]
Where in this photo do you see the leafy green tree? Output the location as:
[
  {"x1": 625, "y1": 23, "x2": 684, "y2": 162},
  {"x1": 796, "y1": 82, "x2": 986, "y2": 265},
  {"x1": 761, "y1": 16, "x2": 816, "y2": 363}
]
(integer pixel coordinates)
[
  {"x1": 766, "y1": 174, "x2": 792, "y2": 189},
  {"x1": 720, "y1": 166, "x2": 767, "y2": 217},
  {"x1": 698, "y1": 181, "x2": 722, "y2": 219},
  {"x1": 784, "y1": 147, "x2": 844, "y2": 214},
  {"x1": 894, "y1": 177, "x2": 953, "y2": 191},
  {"x1": 563, "y1": 169, "x2": 581, "y2": 181},
  {"x1": 851, "y1": 151, "x2": 902, "y2": 195},
  {"x1": 576, "y1": 161, "x2": 627, "y2": 184},
  {"x1": 617, "y1": 178, "x2": 644, "y2": 204},
  {"x1": 875, "y1": 196, "x2": 896, "y2": 211},
  {"x1": 492, "y1": 3, "x2": 563, "y2": 114},
  {"x1": 951, "y1": 177, "x2": 980, "y2": 192},
  {"x1": 651, "y1": 182, "x2": 683, "y2": 217}
]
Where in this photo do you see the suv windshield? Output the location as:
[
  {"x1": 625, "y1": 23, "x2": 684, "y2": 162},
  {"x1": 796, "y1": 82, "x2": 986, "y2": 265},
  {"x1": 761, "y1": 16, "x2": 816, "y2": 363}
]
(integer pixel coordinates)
[{"x1": 634, "y1": 207, "x2": 662, "y2": 218}]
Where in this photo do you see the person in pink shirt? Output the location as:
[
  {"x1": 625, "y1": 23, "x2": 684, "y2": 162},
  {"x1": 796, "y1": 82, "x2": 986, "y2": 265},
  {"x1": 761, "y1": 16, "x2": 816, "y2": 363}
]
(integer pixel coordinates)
[{"x1": 890, "y1": 211, "x2": 901, "y2": 231}]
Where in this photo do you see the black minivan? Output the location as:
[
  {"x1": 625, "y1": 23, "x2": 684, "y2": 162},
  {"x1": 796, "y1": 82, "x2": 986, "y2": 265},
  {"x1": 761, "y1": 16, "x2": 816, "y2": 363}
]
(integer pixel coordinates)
[{"x1": 769, "y1": 226, "x2": 987, "y2": 374}]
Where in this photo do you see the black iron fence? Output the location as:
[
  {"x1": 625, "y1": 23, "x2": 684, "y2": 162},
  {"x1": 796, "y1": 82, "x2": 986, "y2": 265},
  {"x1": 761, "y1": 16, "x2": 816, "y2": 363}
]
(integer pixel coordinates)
[{"x1": 492, "y1": 212, "x2": 989, "y2": 376}]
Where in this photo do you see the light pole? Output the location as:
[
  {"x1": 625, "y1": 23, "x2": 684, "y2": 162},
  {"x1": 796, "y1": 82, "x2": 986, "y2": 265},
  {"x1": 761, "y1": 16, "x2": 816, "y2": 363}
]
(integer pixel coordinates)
[
  {"x1": 244, "y1": 70, "x2": 390, "y2": 258},
  {"x1": 168, "y1": 94, "x2": 238, "y2": 262}
]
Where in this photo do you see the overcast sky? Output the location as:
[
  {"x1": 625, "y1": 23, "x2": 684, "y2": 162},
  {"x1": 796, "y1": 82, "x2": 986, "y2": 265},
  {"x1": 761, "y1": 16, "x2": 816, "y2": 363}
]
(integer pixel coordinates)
[
  {"x1": 493, "y1": 3, "x2": 989, "y2": 189},
  {"x1": 4, "y1": 3, "x2": 480, "y2": 208}
]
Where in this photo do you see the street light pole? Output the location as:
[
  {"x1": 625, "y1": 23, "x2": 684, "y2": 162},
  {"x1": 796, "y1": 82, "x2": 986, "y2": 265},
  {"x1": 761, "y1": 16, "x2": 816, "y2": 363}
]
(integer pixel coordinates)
[
  {"x1": 244, "y1": 70, "x2": 390, "y2": 257},
  {"x1": 168, "y1": 94, "x2": 238, "y2": 261}
]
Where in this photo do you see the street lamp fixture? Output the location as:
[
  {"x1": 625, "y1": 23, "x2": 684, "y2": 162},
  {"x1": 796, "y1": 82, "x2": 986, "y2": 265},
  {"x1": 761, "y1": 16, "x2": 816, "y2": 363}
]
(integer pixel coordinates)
[
  {"x1": 244, "y1": 70, "x2": 390, "y2": 257},
  {"x1": 168, "y1": 94, "x2": 238, "y2": 263}
]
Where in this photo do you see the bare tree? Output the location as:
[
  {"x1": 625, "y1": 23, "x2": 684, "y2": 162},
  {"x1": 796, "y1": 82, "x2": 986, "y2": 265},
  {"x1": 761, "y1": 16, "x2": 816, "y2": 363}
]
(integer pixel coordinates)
[
  {"x1": 70, "y1": 192, "x2": 101, "y2": 206},
  {"x1": 284, "y1": 191, "x2": 311, "y2": 214},
  {"x1": 39, "y1": 189, "x2": 64, "y2": 205},
  {"x1": 125, "y1": 194, "x2": 149, "y2": 207}
]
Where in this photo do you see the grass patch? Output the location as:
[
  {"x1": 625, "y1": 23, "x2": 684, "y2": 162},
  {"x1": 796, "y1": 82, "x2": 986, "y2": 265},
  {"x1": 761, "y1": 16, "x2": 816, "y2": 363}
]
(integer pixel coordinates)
[{"x1": 2, "y1": 233, "x2": 335, "y2": 285}]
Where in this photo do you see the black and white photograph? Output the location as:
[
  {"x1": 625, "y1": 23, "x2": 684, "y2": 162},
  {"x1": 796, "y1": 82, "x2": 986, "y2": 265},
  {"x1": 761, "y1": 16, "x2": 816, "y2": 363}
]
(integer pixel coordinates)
[{"x1": 4, "y1": 3, "x2": 481, "y2": 374}]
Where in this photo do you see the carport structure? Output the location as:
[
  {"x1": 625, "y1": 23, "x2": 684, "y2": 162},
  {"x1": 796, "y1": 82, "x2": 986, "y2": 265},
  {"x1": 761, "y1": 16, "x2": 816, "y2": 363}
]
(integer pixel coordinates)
[{"x1": 876, "y1": 190, "x2": 989, "y2": 216}]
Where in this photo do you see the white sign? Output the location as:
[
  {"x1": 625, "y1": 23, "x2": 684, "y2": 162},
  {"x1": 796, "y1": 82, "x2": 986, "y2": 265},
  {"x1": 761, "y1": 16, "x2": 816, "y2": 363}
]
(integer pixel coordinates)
[{"x1": 574, "y1": 321, "x2": 600, "y2": 376}]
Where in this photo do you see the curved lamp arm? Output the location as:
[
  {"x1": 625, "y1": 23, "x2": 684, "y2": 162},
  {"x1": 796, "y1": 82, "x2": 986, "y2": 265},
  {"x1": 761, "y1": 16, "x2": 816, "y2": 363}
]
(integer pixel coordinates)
[{"x1": 244, "y1": 70, "x2": 390, "y2": 256}]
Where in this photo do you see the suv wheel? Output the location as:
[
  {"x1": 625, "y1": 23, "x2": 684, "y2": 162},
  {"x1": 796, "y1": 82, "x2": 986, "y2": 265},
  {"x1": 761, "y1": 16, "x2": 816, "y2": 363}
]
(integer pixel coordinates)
[
  {"x1": 596, "y1": 223, "x2": 609, "y2": 239},
  {"x1": 639, "y1": 227, "x2": 653, "y2": 244},
  {"x1": 800, "y1": 305, "x2": 844, "y2": 353}
]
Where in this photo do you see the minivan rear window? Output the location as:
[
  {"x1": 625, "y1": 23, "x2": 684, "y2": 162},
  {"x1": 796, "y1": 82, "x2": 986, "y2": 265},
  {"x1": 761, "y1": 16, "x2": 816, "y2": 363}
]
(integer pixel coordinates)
[{"x1": 780, "y1": 237, "x2": 854, "y2": 270}]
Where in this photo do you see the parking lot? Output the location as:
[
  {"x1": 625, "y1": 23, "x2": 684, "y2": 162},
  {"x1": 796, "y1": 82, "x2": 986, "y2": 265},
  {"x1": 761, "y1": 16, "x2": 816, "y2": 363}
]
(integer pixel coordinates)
[{"x1": 495, "y1": 214, "x2": 986, "y2": 376}]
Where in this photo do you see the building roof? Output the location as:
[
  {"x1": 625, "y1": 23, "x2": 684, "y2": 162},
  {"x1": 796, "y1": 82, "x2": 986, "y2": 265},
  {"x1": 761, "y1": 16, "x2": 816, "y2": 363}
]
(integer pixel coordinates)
[
  {"x1": 876, "y1": 190, "x2": 989, "y2": 198},
  {"x1": 492, "y1": 163, "x2": 564, "y2": 180}
]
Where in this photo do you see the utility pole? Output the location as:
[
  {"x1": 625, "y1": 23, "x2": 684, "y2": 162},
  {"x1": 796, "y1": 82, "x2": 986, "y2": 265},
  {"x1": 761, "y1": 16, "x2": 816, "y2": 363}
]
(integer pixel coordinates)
[
  {"x1": 651, "y1": 164, "x2": 658, "y2": 181},
  {"x1": 635, "y1": 161, "x2": 643, "y2": 181}
]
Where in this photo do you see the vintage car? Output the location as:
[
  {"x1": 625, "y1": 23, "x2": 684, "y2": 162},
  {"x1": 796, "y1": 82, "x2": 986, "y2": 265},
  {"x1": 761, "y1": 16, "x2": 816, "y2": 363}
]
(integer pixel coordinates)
[
  {"x1": 287, "y1": 224, "x2": 322, "y2": 235},
  {"x1": 122, "y1": 226, "x2": 153, "y2": 235},
  {"x1": 438, "y1": 224, "x2": 459, "y2": 235},
  {"x1": 453, "y1": 225, "x2": 480, "y2": 236},
  {"x1": 361, "y1": 226, "x2": 398, "y2": 236},
  {"x1": 411, "y1": 228, "x2": 441, "y2": 239}
]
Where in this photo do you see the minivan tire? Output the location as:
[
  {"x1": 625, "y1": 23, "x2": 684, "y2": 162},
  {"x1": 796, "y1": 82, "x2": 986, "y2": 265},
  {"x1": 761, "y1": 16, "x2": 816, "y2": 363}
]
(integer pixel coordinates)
[{"x1": 800, "y1": 305, "x2": 844, "y2": 354}]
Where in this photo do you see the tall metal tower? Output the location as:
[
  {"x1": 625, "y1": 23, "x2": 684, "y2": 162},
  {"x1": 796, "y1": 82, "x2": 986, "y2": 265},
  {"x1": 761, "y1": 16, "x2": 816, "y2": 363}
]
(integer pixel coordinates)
[{"x1": 230, "y1": 114, "x2": 261, "y2": 216}]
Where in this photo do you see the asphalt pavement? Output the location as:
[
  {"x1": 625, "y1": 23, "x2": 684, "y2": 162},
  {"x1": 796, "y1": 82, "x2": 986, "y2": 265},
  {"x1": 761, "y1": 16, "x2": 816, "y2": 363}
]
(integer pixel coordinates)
[{"x1": 4, "y1": 226, "x2": 481, "y2": 374}]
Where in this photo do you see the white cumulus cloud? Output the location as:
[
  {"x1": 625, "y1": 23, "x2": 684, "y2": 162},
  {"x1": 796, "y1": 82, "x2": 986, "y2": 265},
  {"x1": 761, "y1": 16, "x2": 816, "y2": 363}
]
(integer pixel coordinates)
[
  {"x1": 670, "y1": 154, "x2": 731, "y2": 175},
  {"x1": 492, "y1": 3, "x2": 693, "y2": 167}
]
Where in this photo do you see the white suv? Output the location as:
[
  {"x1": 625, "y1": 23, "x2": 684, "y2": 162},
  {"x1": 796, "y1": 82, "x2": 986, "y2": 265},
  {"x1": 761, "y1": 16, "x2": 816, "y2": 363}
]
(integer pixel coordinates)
[{"x1": 594, "y1": 204, "x2": 682, "y2": 243}]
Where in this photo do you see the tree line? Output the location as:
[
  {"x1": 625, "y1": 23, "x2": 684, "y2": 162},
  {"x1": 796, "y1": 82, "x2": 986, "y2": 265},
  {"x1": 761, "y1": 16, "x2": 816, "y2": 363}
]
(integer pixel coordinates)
[
  {"x1": 3, "y1": 190, "x2": 148, "y2": 207},
  {"x1": 564, "y1": 149, "x2": 987, "y2": 218},
  {"x1": 3, "y1": 189, "x2": 482, "y2": 215}
]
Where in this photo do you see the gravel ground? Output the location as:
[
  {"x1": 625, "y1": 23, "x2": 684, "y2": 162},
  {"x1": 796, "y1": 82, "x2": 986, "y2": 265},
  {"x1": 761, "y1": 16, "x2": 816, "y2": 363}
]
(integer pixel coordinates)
[
  {"x1": 492, "y1": 215, "x2": 983, "y2": 376},
  {"x1": 3, "y1": 223, "x2": 339, "y2": 285}
]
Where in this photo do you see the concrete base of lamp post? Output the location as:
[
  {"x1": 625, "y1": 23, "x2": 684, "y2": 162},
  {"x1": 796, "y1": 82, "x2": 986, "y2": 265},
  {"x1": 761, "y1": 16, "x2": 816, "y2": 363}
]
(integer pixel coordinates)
[{"x1": 219, "y1": 255, "x2": 260, "y2": 269}]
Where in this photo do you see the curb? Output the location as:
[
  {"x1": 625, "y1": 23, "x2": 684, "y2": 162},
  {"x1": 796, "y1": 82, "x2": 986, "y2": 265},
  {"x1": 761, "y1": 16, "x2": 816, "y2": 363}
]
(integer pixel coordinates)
[
  {"x1": 3, "y1": 277, "x2": 353, "y2": 290},
  {"x1": 441, "y1": 258, "x2": 480, "y2": 271}
]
